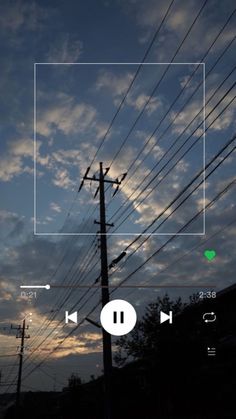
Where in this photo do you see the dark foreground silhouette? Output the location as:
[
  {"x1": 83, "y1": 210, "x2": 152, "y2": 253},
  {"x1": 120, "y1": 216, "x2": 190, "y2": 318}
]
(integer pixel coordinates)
[{"x1": 1, "y1": 284, "x2": 236, "y2": 419}]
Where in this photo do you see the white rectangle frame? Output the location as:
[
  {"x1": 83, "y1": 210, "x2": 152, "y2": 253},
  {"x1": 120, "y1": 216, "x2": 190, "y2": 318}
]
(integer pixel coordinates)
[{"x1": 34, "y1": 62, "x2": 205, "y2": 236}]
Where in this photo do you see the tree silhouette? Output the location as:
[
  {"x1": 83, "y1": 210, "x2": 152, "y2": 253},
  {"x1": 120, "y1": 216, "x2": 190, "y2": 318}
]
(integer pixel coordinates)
[
  {"x1": 114, "y1": 293, "x2": 187, "y2": 366},
  {"x1": 67, "y1": 373, "x2": 82, "y2": 390}
]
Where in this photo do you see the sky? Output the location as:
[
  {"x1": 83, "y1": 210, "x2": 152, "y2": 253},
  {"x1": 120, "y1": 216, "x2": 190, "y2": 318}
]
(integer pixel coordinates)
[{"x1": 0, "y1": 0, "x2": 236, "y2": 393}]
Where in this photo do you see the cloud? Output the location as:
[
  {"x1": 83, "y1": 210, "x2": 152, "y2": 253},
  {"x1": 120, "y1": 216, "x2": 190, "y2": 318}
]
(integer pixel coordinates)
[
  {"x1": 170, "y1": 99, "x2": 203, "y2": 136},
  {"x1": 121, "y1": 0, "x2": 168, "y2": 30},
  {"x1": 107, "y1": 139, "x2": 205, "y2": 231},
  {"x1": 35, "y1": 89, "x2": 112, "y2": 191},
  {"x1": 7, "y1": 219, "x2": 25, "y2": 238},
  {"x1": 52, "y1": 167, "x2": 74, "y2": 190},
  {"x1": 0, "y1": 209, "x2": 19, "y2": 224},
  {"x1": 0, "y1": 210, "x2": 26, "y2": 242},
  {"x1": 120, "y1": 0, "x2": 236, "y2": 61},
  {"x1": 95, "y1": 70, "x2": 134, "y2": 98},
  {"x1": 37, "y1": 92, "x2": 99, "y2": 137},
  {"x1": 167, "y1": 1, "x2": 197, "y2": 32},
  {"x1": 0, "y1": 154, "x2": 32, "y2": 182},
  {"x1": 50, "y1": 202, "x2": 62, "y2": 213},
  {"x1": 0, "y1": 279, "x2": 17, "y2": 301},
  {"x1": 51, "y1": 149, "x2": 81, "y2": 166},
  {"x1": 9, "y1": 137, "x2": 34, "y2": 157},
  {"x1": 169, "y1": 70, "x2": 235, "y2": 136},
  {"x1": 0, "y1": 185, "x2": 235, "y2": 385},
  {"x1": 206, "y1": 90, "x2": 236, "y2": 132},
  {"x1": 0, "y1": 138, "x2": 37, "y2": 182},
  {"x1": 50, "y1": 332, "x2": 102, "y2": 359},
  {"x1": 127, "y1": 93, "x2": 162, "y2": 115},
  {"x1": 46, "y1": 34, "x2": 83, "y2": 63},
  {"x1": 0, "y1": 0, "x2": 53, "y2": 33},
  {"x1": 36, "y1": 146, "x2": 97, "y2": 192}
]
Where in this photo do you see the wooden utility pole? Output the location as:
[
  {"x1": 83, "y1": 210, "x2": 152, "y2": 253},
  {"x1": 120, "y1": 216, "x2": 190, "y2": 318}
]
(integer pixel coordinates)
[
  {"x1": 98, "y1": 162, "x2": 113, "y2": 419},
  {"x1": 81, "y1": 162, "x2": 123, "y2": 419},
  {"x1": 11, "y1": 319, "x2": 30, "y2": 412}
]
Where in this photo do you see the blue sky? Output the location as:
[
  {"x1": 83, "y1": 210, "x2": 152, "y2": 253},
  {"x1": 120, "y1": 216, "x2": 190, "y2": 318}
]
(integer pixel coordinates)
[{"x1": 0, "y1": 0, "x2": 235, "y2": 391}]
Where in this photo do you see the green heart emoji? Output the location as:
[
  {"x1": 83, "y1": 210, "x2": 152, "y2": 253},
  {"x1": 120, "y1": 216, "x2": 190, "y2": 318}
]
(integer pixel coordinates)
[{"x1": 204, "y1": 249, "x2": 216, "y2": 261}]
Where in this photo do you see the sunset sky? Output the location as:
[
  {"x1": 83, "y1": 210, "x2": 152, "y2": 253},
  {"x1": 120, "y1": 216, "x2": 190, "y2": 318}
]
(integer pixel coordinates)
[{"x1": 0, "y1": 0, "x2": 235, "y2": 392}]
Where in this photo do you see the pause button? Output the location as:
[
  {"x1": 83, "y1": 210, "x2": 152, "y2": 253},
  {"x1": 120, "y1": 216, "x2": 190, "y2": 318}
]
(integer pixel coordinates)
[
  {"x1": 113, "y1": 311, "x2": 124, "y2": 324},
  {"x1": 100, "y1": 300, "x2": 137, "y2": 336}
]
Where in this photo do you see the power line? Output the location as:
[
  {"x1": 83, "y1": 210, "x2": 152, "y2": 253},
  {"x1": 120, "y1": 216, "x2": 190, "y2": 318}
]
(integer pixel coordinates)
[
  {"x1": 21, "y1": 131, "x2": 235, "y2": 382},
  {"x1": 107, "y1": 23, "x2": 236, "y2": 203},
  {"x1": 107, "y1": 0, "x2": 210, "y2": 171},
  {"x1": 89, "y1": 0, "x2": 176, "y2": 169},
  {"x1": 27, "y1": 235, "x2": 99, "y2": 351},
  {"x1": 111, "y1": 216, "x2": 236, "y2": 305},
  {"x1": 22, "y1": 286, "x2": 100, "y2": 379},
  {"x1": 12, "y1": 1, "x2": 236, "y2": 390},
  {"x1": 21, "y1": 300, "x2": 100, "y2": 384},
  {"x1": 43, "y1": 4, "x2": 234, "y2": 243},
  {"x1": 21, "y1": 126, "x2": 235, "y2": 378},
  {"x1": 58, "y1": 0, "x2": 176, "y2": 230},
  {"x1": 23, "y1": 164, "x2": 125, "y2": 419},
  {"x1": 56, "y1": 0, "x2": 209, "y2": 235},
  {"x1": 20, "y1": 177, "x2": 235, "y2": 387},
  {"x1": 107, "y1": 61, "x2": 236, "y2": 225},
  {"x1": 110, "y1": 179, "x2": 236, "y2": 293},
  {"x1": 106, "y1": 135, "x2": 236, "y2": 287},
  {"x1": 81, "y1": 162, "x2": 123, "y2": 419},
  {"x1": 27, "y1": 218, "x2": 98, "y2": 348},
  {"x1": 18, "y1": 86, "x2": 234, "y2": 390},
  {"x1": 108, "y1": 79, "x2": 236, "y2": 229}
]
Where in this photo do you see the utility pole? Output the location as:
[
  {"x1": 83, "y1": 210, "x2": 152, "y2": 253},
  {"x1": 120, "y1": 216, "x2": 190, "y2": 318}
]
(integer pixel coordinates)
[
  {"x1": 11, "y1": 319, "x2": 30, "y2": 412},
  {"x1": 80, "y1": 162, "x2": 125, "y2": 419}
]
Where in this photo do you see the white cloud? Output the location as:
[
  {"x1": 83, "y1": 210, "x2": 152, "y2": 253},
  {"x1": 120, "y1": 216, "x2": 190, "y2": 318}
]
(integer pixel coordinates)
[
  {"x1": 206, "y1": 91, "x2": 236, "y2": 132},
  {"x1": 37, "y1": 154, "x2": 50, "y2": 167},
  {"x1": 52, "y1": 167, "x2": 74, "y2": 190},
  {"x1": 0, "y1": 154, "x2": 25, "y2": 181},
  {"x1": 121, "y1": 0, "x2": 235, "y2": 61},
  {"x1": 52, "y1": 149, "x2": 80, "y2": 165},
  {"x1": 50, "y1": 334, "x2": 102, "y2": 359},
  {"x1": 127, "y1": 93, "x2": 162, "y2": 115},
  {"x1": 37, "y1": 92, "x2": 99, "y2": 137},
  {"x1": 36, "y1": 144, "x2": 101, "y2": 191},
  {"x1": 95, "y1": 70, "x2": 134, "y2": 98},
  {"x1": 168, "y1": 73, "x2": 235, "y2": 137},
  {"x1": 108, "y1": 145, "x2": 194, "y2": 227},
  {"x1": 0, "y1": 138, "x2": 38, "y2": 182},
  {"x1": 9, "y1": 137, "x2": 34, "y2": 157},
  {"x1": 170, "y1": 99, "x2": 203, "y2": 136},
  {"x1": 50, "y1": 202, "x2": 62, "y2": 213}
]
